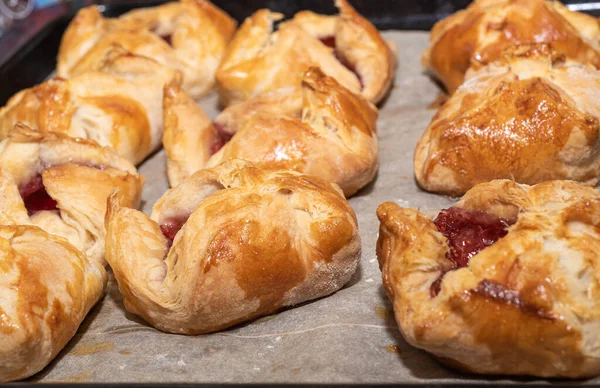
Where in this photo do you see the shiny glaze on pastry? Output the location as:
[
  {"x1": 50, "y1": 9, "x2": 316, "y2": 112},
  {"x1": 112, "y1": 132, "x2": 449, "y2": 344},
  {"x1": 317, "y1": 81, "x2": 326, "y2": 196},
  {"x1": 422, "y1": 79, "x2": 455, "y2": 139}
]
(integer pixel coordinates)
[
  {"x1": 422, "y1": 0, "x2": 600, "y2": 93},
  {"x1": 0, "y1": 51, "x2": 179, "y2": 164},
  {"x1": 0, "y1": 124, "x2": 143, "y2": 264},
  {"x1": 164, "y1": 67, "x2": 378, "y2": 197},
  {"x1": 415, "y1": 44, "x2": 600, "y2": 196},
  {"x1": 105, "y1": 159, "x2": 360, "y2": 334},
  {"x1": 377, "y1": 179, "x2": 600, "y2": 377},
  {"x1": 57, "y1": 0, "x2": 236, "y2": 99},
  {"x1": 216, "y1": 0, "x2": 396, "y2": 106},
  {"x1": 0, "y1": 225, "x2": 107, "y2": 382}
]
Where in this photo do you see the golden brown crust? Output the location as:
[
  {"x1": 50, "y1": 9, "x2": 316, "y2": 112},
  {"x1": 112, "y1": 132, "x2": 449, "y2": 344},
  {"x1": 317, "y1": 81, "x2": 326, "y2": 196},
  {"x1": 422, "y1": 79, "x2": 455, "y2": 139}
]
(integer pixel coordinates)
[
  {"x1": 0, "y1": 124, "x2": 144, "y2": 265},
  {"x1": 415, "y1": 45, "x2": 600, "y2": 196},
  {"x1": 422, "y1": 0, "x2": 600, "y2": 94},
  {"x1": 105, "y1": 159, "x2": 360, "y2": 334},
  {"x1": 164, "y1": 68, "x2": 378, "y2": 197},
  {"x1": 0, "y1": 225, "x2": 107, "y2": 382},
  {"x1": 0, "y1": 51, "x2": 179, "y2": 164},
  {"x1": 376, "y1": 179, "x2": 600, "y2": 377},
  {"x1": 162, "y1": 80, "x2": 220, "y2": 187},
  {"x1": 216, "y1": 0, "x2": 396, "y2": 106},
  {"x1": 57, "y1": 0, "x2": 237, "y2": 99}
]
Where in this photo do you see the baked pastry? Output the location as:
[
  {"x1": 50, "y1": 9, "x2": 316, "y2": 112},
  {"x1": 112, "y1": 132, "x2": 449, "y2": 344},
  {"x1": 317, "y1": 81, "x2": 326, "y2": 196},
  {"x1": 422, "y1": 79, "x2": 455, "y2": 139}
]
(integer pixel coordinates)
[
  {"x1": 0, "y1": 225, "x2": 107, "y2": 382},
  {"x1": 0, "y1": 124, "x2": 143, "y2": 264},
  {"x1": 0, "y1": 50, "x2": 178, "y2": 164},
  {"x1": 57, "y1": 0, "x2": 236, "y2": 99},
  {"x1": 164, "y1": 67, "x2": 378, "y2": 197},
  {"x1": 105, "y1": 159, "x2": 360, "y2": 334},
  {"x1": 415, "y1": 44, "x2": 600, "y2": 197},
  {"x1": 422, "y1": 0, "x2": 600, "y2": 94},
  {"x1": 376, "y1": 179, "x2": 600, "y2": 377},
  {"x1": 216, "y1": 0, "x2": 396, "y2": 106}
]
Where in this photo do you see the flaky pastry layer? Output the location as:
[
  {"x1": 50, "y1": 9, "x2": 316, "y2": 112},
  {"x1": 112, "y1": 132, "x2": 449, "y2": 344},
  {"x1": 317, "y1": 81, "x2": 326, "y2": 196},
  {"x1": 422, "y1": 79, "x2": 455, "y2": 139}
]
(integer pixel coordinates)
[
  {"x1": 0, "y1": 225, "x2": 107, "y2": 382},
  {"x1": 377, "y1": 179, "x2": 600, "y2": 377},
  {"x1": 164, "y1": 67, "x2": 378, "y2": 197},
  {"x1": 216, "y1": 0, "x2": 396, "y2": 106},
  {"x1": 0, "y1": 51, "x2": 179, "y2": 164},
  {"x1": 57, "y1": 0, "x2": 237, "y2": 99},
  {"x1": 422, "y1": 0, "x2": 600, "y2": 93},
  {"x1": 415, "y1": 44, "x2": 600, "y2": 196},
  {"x1": 105, "y1": 160, "x2": 360, "y2": 334},
  {"x1": 0, "y1": 124, "x2": 143, "y2": 264}
]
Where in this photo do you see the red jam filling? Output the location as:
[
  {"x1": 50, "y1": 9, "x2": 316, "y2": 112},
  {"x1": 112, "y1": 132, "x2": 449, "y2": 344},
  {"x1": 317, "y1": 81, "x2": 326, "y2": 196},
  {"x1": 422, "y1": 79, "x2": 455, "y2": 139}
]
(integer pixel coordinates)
[
  {"x1": 160, "y1": 217, "x2": 188, "y2": 247},
  {"x1": 430, "y1": 207, "x2": 515, "y2": 297},
  {"x1": 161, "y1": 35, "x2": 172, "y2": 46},
  {"x1": 319, "y1": 35, "x2": 363, "y2": 89},
  {"x1": 19, "y1": 164, "x2": 106, "y2": 216},
  {"x1": 19, "y1": 175, "x2": 58, "y2": 216},
  {"x1": 211, "y1": 122, "x2": 234, "y2": 155},
  {"x1": 320, "y1": 36, "x2": 336, "y2": 48}
]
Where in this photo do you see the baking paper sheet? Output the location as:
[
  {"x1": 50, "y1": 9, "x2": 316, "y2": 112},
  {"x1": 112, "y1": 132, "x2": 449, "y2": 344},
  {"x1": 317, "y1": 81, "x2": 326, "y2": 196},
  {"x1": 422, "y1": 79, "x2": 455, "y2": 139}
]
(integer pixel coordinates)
[{"x1": 28, "y1": 31, "x2": 599, "y2": 384}]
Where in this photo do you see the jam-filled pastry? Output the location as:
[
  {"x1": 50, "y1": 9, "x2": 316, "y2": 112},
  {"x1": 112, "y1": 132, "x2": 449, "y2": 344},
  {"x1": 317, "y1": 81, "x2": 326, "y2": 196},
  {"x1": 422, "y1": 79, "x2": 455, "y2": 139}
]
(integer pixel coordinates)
[
  {"x1": 216, "y1": 0, "x2": 396, "y2": 106},
  {"x1": 0, "y1": 124, "x2": 143, "y2": 264},
  {"x1": 57, "y1": 0, "x2": 236, "y2": 99},
  {"x1": 422, "y1": 0, "x2": 600, "y2": 94},
  {"x1": 164, "y1": 67, "x2": 378, "y2": 197},
  {"x1": 377, "y1": 179, "x2": 600, "y2": 377},
  {"x1": 0, "y1": 50, "x2": 178, "y2": 164},
  {"x1": 105, "y1": 159, "x2": 360, "y2": 334},
  {"x1": 415, "y1": 44, "x2": 600, "y2": 197},
  {"x1": 0, "y1": 225, "x2": 107, "y2": 382}
]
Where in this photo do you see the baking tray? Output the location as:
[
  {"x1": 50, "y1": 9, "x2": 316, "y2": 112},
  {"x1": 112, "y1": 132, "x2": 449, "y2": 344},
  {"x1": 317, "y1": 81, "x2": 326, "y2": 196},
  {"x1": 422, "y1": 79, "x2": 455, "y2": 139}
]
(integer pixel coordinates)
[{"x1": 1, "y1": 1, "x2": 600, "y2": 387}]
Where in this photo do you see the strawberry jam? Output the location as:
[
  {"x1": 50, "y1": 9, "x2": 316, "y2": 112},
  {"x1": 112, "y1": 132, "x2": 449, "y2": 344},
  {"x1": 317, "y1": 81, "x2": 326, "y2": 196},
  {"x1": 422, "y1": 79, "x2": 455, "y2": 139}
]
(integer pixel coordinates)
[
  {"x1": 319, "y1": 36, "x2": 363, "y2": 89},
  {"x1": 211, "y1": 123, "x2": 234, "y2": 155},
  {"x1": 430, "y1": 207, "x2": 515, "y2": 297},
  {"x1": 320, "y1": 36, "x2": 336, "y2": 48},
  {"x1": 19, "y1": 175, "x2": 58, "y2": 216},
  {"x1": 160, "y1": 216, "x2": 189, "y2": 247},
  {"x1": 19, "y1": 164, "x2": 106, "y2": 216}
]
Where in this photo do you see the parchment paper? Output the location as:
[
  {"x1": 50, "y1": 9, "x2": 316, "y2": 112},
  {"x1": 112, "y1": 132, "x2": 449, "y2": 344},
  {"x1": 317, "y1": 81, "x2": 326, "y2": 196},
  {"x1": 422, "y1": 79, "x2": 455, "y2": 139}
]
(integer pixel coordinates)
[{"x1": 29, "y1": 31, "x2": 600, "y2": 384}]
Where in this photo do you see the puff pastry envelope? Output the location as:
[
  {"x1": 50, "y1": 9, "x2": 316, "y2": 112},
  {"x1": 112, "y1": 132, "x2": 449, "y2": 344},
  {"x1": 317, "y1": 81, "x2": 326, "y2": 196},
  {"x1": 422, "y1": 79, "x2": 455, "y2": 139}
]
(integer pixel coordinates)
[
  {"x1": 105, "y1": 159, "x2": 360, "y2": 334},
  {"x1": 0, "y1": 124, "x2": 143, "y2": 264},
  {"x1": 0, "y1": 51, "x2": 179, "y2": 164},
  {"x1": 0, "y1": 225, "x2": 107, "y2": 382},
  {"x1": 422, "y1": 0, "x2": 600, "y2": 93},
  {"x1": 377, "y1": 179, "x2": 600, "y2": 377},
  {"x1": 57, "y1": 0, "x2": 236, "y2": 99},
  {"x1": 164, "y1": 67, "x2": 378, "y2": 197},
  {"x1": 216, "y1": 0, "x2": 396, "y2": 106},
  {"x1": 415, "y1": 45, "x2": 600, "y2": 196}
]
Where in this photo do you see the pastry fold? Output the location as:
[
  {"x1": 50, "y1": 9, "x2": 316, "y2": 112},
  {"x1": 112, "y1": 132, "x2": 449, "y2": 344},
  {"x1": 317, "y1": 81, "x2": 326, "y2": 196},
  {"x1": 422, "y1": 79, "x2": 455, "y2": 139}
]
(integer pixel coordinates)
[
  {"x1": 164, "y1": 67, "x2": 378, "y2": 197},
  {"x1": 216, "y1": 0, "x2": 396, "y2": 106},
  {"x1": 0, "y1": 225, "x2": 107, "y2": 382},
  {"x1": 422, "y1": 0, "x2": 600, "y2": 93},
  {"x1": 105, "y1": 159, "x2": 361, "y2": 334},
  {"x1": 415, "y1": 44, "x2": 600, "y2": 196},
  {"x1": 0, "y1": 50, "x2": 179, "y2": 164},
  {"x1": 377, "y1": 179, "x2": 600, "y2": 377},
  {"x1": 57, "y1": 0, "x2": 237, "y2": 99},
  {"x1": 0, "y1": 124, "x2": 143, "y2": 265}
]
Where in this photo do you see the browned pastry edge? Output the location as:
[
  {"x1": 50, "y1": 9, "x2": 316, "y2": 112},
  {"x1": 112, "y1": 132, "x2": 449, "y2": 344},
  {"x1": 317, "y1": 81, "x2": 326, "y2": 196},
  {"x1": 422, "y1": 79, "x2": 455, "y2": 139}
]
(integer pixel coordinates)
[
  {"x1": 105, "y1": 159, "x2": 361, "y2": 334},
  {"x1": 422, "y1": 0, "x2": 600, "y2": 93},
  {"x1": 164, "y1": 67, "x2": 379, "y2": 197},
  {"x1": 0, "y1": 225, "x2": 107, "y2": 382},
  {"x1": 376, "y1": 179, "x2": 600, "y2": 377}
]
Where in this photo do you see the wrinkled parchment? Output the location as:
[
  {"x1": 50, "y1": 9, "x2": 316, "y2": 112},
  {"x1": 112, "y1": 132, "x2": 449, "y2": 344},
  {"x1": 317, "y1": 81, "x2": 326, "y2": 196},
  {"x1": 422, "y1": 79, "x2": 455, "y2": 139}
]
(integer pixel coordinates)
[{"x1": 30, "y1": 31, "x2": 600, "y2": 384}]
